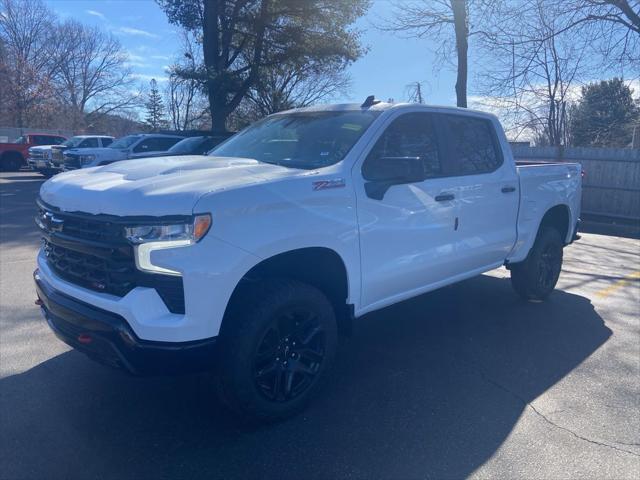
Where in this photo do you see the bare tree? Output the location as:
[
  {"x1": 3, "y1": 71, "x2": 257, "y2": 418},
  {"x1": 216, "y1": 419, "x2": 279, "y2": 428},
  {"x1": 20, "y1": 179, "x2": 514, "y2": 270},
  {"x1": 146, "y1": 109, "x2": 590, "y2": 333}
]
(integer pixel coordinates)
[
  {"x1": 245, "y1": 62, "x2": 351, "y2": 117},
  {"x1": 479, "y1": 0, "x2": 592, "y2": 145},
  {"x1": 542, "y1": 0, "x2": 640, "y2": 70},
  {"x1": 0, "y1": 0, "x2": 59, "y2": 126},
  {"x1": 165, "y1": 32, "x2": 209, "y2": 131},
  {"x1": 53, "y1": 20, "x2": 139, "y2": 130},
  {"x1": 381, "y1": 0, "x2": 497, "y2": 107}
]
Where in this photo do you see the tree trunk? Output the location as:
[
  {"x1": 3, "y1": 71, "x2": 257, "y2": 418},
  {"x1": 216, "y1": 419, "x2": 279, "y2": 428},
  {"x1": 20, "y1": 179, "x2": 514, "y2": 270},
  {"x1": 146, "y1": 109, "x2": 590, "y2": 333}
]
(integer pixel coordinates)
[
  {"x1": 451, "y1": 0, "x2": 468, "y2": 108},
  {"x1": 210, "y1": 100, "x2": 227, "y2": 133},
  {"x1": 203, "y1": 0, "x2": 228, "y2": 133}
]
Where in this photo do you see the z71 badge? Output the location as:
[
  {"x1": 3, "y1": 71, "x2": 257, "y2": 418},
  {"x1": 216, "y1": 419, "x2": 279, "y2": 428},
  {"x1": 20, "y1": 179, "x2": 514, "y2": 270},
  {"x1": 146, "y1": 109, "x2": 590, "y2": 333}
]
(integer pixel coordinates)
[{"x1": 312, "y1": 179, "x2": 346, "y2": 191}]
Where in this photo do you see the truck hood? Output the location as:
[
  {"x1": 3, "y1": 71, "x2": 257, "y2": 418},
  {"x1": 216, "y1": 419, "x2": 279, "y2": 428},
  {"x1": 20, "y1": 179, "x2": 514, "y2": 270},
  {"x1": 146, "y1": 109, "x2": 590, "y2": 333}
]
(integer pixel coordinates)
[
  {"x1": 30, "y1": 145, "x2": 54, "y2": 152},
  {"x1": 39, "y1": 155, "x2": 302, "y2": 216}
]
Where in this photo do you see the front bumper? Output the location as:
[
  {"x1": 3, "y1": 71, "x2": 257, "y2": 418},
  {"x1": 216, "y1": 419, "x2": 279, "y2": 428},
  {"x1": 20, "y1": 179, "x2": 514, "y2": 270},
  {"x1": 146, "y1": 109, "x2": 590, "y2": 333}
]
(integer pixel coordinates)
[
  {"x1": 27, "y1": 157, "x2": 60, "y2": 172},
  {"x1": 34, "y1": 269, "x2": 217, "y2": 375}
]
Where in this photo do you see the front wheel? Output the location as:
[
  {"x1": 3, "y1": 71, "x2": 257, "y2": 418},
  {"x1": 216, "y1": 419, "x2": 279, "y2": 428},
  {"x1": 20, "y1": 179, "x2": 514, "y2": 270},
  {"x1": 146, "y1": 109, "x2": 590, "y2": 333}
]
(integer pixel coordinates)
[
  {"x1": 217, "y1": 279, "x2": 338, "y2": 422},
  {"x1": 510, "y1": 226, "x2": 563, "y2": 301}
]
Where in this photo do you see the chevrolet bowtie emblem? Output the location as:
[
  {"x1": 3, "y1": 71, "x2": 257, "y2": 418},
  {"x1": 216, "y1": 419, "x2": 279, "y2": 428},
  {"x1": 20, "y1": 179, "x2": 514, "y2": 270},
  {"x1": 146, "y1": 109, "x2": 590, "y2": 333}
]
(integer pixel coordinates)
[{"x1": 42, "y1": 211, "x2": 64, "y2": 232}]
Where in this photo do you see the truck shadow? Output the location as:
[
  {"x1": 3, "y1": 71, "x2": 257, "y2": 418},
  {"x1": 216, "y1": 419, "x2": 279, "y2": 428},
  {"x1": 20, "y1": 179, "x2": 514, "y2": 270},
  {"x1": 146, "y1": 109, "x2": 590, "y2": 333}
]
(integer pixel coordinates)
[{"x1": 0, "y1": 275, "x2": 611, "y2": 479}]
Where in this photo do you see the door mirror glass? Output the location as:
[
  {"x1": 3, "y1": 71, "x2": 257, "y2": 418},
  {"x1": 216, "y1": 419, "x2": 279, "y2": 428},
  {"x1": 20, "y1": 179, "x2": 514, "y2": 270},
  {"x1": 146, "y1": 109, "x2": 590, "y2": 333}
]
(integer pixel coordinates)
[
  {"x1": 363, "y1": 156, "x2": 425, "y2": 183},
  {"x1": 363, "y1": 156, "x2": 426, "y2": 200}
]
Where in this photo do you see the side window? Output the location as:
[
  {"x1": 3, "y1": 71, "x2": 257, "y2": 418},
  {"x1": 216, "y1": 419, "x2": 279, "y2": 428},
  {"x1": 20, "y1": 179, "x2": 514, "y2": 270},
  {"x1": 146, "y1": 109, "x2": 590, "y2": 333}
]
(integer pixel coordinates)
[
  {"x1": 133, "y1": 138, "x2": 157, "y2": 153},
  {"x1": 79, "y1": 138, "x2": 99, "y2": 148},
  {"x1": 156, "y1": 137, "x2": 182, "y2": 151},
  {"x1": 101, "y1": 138, "x2": 113, "y2": 147},
  {"x1": 55, "y1": 136, "x2": 66, "y2": 144},
  {"x1": 34, "y1": 135, "x2": 53, "y2": 145},
  {"x1": 364, "y1": 112, "x2": 442, "y2": 178},
  {"x1": 443, "y1": 115, "x2": 502, "y2": 175}
]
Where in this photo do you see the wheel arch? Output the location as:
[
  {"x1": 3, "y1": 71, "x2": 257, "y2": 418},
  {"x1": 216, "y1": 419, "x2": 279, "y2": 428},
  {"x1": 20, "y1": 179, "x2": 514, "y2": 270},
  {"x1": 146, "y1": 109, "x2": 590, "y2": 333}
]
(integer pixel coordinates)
[
  {"x1": 539, "y1": 203, "x2": 571, "y2": 243},
  {"x1": 221, "y1": 247, "x2": 353, "y2": 336}
]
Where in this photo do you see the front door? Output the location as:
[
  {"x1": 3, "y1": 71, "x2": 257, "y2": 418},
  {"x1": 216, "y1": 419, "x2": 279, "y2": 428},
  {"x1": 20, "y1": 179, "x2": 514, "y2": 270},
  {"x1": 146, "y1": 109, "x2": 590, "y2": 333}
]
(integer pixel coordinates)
[{"x1": 355, "y1": 111, "x2": 461, "y2": 311}]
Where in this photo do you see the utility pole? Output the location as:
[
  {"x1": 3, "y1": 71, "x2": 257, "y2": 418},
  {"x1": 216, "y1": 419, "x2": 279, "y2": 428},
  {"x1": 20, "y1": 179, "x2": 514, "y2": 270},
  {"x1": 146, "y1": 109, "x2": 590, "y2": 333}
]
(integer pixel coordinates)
[{"x1": 407, "y1": 82, "x2": 425, "y2": 103}]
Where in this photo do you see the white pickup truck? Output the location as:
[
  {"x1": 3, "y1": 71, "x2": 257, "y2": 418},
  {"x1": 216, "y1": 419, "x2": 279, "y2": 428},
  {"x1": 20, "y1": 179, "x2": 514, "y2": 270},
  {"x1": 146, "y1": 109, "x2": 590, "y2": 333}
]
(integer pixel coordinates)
[{"x1": 34, "y1": 101, "x2": 581, "y2": 421}]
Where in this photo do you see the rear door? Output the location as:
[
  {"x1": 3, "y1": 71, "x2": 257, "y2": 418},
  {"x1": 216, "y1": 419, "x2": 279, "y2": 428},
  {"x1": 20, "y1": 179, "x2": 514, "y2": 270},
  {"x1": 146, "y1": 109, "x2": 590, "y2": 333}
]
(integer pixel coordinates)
[{"x1": 439, "y1": 114, "x2": 519, "y2": 271}]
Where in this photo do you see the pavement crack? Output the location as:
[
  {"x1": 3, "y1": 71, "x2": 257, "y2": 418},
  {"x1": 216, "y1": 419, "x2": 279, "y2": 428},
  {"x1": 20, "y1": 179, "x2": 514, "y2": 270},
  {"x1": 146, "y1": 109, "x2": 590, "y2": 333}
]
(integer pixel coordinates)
[{"x1": 457, "y1": 356, "x2": 640, "y2": 458}]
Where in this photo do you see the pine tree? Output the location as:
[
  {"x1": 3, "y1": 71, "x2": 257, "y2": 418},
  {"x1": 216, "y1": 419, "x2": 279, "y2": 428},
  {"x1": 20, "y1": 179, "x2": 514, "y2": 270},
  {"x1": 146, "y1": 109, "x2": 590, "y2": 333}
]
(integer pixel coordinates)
[
  {"x1": 145, "y1": 79, "x2": 166, "y2": 131},
  {"x1": 570, "y1": 78, "x2": 640, "y2": 148}
]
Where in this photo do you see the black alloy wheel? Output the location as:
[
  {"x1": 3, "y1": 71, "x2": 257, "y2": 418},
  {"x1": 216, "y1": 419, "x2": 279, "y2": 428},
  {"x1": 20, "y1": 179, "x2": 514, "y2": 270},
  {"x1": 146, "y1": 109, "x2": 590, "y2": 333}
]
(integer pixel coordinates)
[{"x1": 253, "y1": 308, "x2": 326, "y2": 402}]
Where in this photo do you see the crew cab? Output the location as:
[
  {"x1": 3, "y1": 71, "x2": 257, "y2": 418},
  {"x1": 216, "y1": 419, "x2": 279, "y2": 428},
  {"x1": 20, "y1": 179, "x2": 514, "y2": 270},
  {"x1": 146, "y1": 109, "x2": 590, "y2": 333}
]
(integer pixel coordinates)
[
  {"x1": 0, "y1": 133, "x2": 66, "y2": 171},
  {"x1": 29, "y1": 136, "x2": 114, "y2": 177},
  {"x1": 34, "y1": 101, "x2": 581, "y2": 421},
  {"x1": 62, "y1": 133, "x2": 184, "y2": 170}
]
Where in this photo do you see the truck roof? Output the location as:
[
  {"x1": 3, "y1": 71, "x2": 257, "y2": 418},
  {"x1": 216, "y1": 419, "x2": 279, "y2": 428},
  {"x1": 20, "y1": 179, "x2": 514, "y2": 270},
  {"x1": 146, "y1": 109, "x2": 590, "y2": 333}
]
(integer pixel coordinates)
[
  {"x1": 279, "y1": 101, "x2": 499, "y2": 121},
  {"x1": 71, "y1": 135, "x2": 115, "y2": 139}
]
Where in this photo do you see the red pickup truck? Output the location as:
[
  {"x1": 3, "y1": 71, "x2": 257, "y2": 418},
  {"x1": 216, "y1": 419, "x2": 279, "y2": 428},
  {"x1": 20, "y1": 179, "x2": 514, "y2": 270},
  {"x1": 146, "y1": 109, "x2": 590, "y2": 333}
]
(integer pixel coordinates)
[{"x1": 0, "y1": 133, "x2": 67, "y2": 171}]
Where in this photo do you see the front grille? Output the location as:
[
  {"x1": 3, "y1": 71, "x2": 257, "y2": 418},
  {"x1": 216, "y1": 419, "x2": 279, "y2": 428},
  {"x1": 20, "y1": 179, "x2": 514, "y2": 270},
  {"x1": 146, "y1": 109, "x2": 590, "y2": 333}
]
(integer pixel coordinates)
[
  {"x1": 63, "y1": 154, "x2": 80, "y2": 170},
  {"x1": 30, "y1": 150, "x2": 46, "y2": 160},
  {"x1": 38, "y1": 202, "x2": 185, "y2": 314},
  {"x1": 51, "y1": 148, "x2": 66, "y2": 164},
  {"x1": 44, "y1": 240, "x2": 135, "y2": 296}
]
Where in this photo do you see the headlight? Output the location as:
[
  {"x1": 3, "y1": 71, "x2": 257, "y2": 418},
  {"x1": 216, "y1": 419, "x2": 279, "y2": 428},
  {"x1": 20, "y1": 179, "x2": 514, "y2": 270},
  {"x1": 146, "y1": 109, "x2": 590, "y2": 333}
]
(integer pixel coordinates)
[
  {"x1": 79, "y1": 155, "x2": 96, "y2": 164},
  {"x1": 125, "y1": 214, "x2": 211, "y2": 244},
  {"x1": 125, "y1": 214, "x2": 211, "y2": 275}
]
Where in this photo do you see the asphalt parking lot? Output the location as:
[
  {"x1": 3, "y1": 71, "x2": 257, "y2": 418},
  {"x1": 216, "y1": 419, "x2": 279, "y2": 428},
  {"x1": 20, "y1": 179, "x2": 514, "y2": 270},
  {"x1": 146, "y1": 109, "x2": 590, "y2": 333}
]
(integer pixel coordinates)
[{"x1": 1, "y1": 171, "x2": 639, "y2": 480}]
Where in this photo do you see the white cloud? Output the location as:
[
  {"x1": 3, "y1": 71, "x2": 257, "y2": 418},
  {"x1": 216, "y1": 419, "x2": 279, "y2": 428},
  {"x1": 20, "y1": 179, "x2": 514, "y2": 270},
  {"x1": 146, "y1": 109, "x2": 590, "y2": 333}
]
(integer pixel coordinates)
[
  {"x1": 126, "y1": 52, "x2": 146, "y2": 62},
  {"x1": 150, "y1": 55, "x2": 170, "y2": 61},
  {"x1": 132, "y1": 74, "x2": 169, "y2": 83},
  {"x1": 86, "y1": 10, "x2": 106, "y2": 20},
  {"x1": 116, "y1": 27, "x2": 159, "y2": 39}
]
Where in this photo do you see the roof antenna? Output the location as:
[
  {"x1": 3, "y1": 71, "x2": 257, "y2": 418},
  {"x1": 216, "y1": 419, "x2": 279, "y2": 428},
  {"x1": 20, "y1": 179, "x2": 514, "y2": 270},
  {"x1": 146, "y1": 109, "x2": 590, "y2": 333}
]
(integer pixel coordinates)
[{"x1": 361, "y1": 95, "x2": 381, "y2": 108}]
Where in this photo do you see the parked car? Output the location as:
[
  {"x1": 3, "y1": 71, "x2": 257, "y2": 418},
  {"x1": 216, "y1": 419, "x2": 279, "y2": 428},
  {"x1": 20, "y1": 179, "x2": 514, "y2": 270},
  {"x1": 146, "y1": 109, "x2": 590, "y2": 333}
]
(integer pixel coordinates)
[
  {"x1": 29, "y1": 135, "x2": 114, "y2": 177},
  {"x1": 0, "y1": 133, "x2": 67, "y2": 171},
  {"x1": 34, "y1": 100, "x2": 581, "y2": 421},
  {"x1": 143, "y1": 135, "x2": 234, "y2": 157},
  {"x1": 62, "y1": 133, "x2": 184, "y2": 170}
]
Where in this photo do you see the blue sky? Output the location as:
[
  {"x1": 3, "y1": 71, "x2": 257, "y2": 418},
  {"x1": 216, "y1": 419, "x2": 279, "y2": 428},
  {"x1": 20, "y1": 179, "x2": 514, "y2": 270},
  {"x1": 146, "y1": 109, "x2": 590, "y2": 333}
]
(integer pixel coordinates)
[{"x1": 45, "y1": 0, "x2": 459, "y2": 106}]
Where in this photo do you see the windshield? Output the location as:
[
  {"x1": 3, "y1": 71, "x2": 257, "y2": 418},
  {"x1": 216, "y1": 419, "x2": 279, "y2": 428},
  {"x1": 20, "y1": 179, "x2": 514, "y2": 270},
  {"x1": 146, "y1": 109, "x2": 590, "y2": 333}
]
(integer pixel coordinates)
[
  {"x1": 210, "y1": 111, "x2": 381, "y2": 169},
  {"x1": 168, "y1": 136, "x2": 204, "y2": 154},
  {"x1": 109, "y1": 135, "x2": 141, "y2": 149},
  {"x1": 62, "y1": 136, "x2": 85, "y2": 148}
]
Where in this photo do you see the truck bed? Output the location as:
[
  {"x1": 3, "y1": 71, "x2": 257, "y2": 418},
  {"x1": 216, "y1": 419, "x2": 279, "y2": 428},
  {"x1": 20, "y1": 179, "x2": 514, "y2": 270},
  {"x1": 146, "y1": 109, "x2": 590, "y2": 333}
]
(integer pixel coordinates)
[{"x1": 507, "y1": 161, "x2": 582, "y2": 263}]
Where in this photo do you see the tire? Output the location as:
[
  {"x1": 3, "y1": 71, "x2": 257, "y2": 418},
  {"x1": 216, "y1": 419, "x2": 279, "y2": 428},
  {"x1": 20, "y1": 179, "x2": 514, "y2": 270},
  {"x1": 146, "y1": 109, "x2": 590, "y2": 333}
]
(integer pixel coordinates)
[
  {"x1": 1, "y1": 152, "x2": 23, "y2": 171},
  {"x1": 510, "y1": 226, "x2": 564, "y2": 301},
  {"x1": 217, "y1": 278, "x2": 338, "y2": 422}
]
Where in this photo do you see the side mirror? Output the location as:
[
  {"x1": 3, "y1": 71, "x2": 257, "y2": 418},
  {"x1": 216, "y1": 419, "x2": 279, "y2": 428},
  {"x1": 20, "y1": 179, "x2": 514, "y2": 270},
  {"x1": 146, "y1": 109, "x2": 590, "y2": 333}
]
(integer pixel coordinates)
[{"x1": 362, "y1": 156, "x2": 426, "y2": 200}]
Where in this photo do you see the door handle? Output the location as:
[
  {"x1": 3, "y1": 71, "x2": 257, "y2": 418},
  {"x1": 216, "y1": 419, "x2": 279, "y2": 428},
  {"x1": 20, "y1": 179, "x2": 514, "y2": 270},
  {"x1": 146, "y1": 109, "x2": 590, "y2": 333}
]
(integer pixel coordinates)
[
  {"x1": 501, "y1": 186, "x2": 516, "y2": 193},
  {"x1": 435, "y1": 193, "x2": 455, "y2": 202}
]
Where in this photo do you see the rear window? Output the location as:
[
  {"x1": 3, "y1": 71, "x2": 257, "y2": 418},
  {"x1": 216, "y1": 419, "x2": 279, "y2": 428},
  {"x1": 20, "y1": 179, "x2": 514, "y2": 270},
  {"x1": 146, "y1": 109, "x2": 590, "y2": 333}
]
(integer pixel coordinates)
[{"x1": 442, "y1": 115, "x2": 502, "y2": 175}]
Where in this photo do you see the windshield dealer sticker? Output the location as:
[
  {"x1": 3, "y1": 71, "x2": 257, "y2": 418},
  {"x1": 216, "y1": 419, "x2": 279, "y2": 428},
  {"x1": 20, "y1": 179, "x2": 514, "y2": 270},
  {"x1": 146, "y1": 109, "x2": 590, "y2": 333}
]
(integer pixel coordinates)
[{"x1": 312, "y1": 179, "x2": 346, "y2": 191}]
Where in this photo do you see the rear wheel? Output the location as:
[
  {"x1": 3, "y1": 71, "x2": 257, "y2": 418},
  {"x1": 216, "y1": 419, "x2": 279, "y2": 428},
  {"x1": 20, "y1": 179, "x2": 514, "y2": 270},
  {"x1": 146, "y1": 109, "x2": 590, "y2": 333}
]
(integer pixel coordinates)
[
  {"x1": 510, "y1": 226, "x2": 563, "y2": 301},
  {"x1": 217, "y1": 279, "x2": 338, "y2": 422}
]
